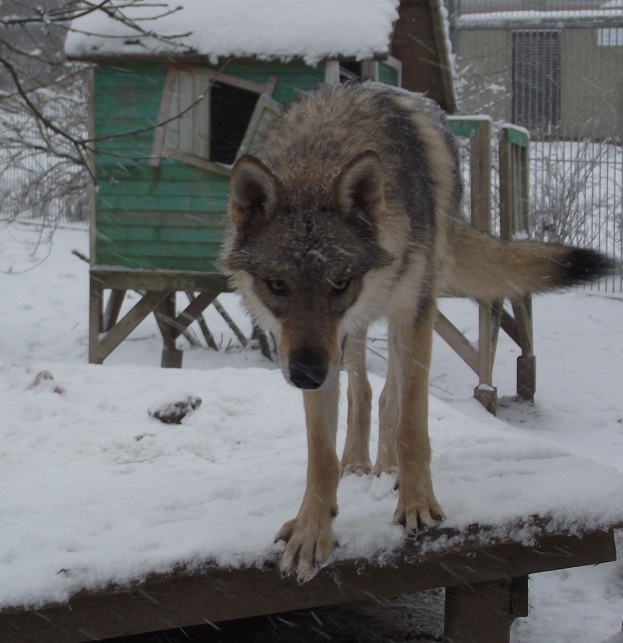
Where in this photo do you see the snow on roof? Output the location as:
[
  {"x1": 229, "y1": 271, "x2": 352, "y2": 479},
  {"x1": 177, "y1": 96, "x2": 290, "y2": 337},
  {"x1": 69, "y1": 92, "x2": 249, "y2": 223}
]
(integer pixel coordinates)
[
  {"x1": 64, "y1": 0, "x2": 401, "y2": 65},
  {"x1": 458, "y1": 7, "x2": 623, "y2": 28}
]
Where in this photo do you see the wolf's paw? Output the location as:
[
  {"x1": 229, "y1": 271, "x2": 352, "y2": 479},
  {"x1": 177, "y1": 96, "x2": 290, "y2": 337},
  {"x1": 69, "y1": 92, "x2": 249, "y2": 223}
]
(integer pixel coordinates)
[
  {"x1": 372, "y1": 463, "x2": 398, "y2": 477},
  {"x1": 342, "y1": 461, "x2": 372, "y2": 476},
  {"x1": 275, "y1": 513, "x2": 337, "y2": 583},
  {"x1": 392, "y1": 493, "x2": 445, "y2": 535}
]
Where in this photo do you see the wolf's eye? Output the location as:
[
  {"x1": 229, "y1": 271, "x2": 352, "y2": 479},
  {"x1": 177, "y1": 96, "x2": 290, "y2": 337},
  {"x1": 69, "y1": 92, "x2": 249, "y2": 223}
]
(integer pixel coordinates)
[
  {"x1": 266, "y1": 279, "x2": 289, "y2": 296},
  {"x1": 329, "y1": 279, "x2": 351, "y2": 296}
]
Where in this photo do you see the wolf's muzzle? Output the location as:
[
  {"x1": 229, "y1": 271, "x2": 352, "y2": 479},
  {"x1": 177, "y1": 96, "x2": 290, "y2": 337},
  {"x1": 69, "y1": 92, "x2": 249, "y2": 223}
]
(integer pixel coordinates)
[{"x1": 288, "y1": 350, "x2": 329, "y2": 390}]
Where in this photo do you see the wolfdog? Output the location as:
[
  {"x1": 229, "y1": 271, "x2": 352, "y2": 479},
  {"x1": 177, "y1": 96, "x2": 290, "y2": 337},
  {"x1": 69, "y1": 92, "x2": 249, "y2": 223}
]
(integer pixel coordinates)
[{"x1": 220, "y1": 82, "x2": 612, "y2": 582}]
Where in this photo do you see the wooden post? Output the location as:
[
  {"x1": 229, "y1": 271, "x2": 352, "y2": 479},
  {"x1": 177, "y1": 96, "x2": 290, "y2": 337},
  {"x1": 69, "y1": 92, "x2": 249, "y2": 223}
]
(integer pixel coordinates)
[
  {"x1": 445, "y1": 578, "x2": 515, "y2": 643},
  {"x1": 88, "y1": 274, "x2": 104, "y2": 364},
  {"x1": 155, "y1": 293, "x2": 184, "y2": 368},
  {"x1": 470, "y1": 118, "x2": 498, "y2": 414},
  {"x1": 102, "y1": 290, "x2": 126, "y2": 333},
  {"x1": 499, "y1": 126, "x2": 535, "y2": 401}
]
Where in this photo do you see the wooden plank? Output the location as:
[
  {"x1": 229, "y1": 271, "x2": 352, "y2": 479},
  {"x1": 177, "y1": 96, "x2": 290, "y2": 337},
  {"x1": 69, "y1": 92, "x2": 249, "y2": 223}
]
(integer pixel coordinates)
[
  {"x1": 96, "y1": 157, "x2": 229, "y2": 181},
  {"x1": 97, "y1": 210, "x2": 229, "y2": 228},
  {"x1": 149, "y1": 65, "x2": 177, "y2": 167},
  {"x1": 90, "y1": 269, "x2": 230, "y2": 293},
  {"x1": 96, "y1": 225, "x2": 226, "y2": 244},
  {"x1": 95, "y1": 239, "x2": 225, "y2": 259},
  {"x1": 96, "y1": 191, "x2": 229, "y2": 212},
  {"x1": 0, "y1": 528, "x2": 616, "y2": 643},
  {"x1": 93, "y1": 253, "x2": 224, "y2": 273},
  {"x1": 173, "y1": 63, "x2": 278, "y2": 96}
]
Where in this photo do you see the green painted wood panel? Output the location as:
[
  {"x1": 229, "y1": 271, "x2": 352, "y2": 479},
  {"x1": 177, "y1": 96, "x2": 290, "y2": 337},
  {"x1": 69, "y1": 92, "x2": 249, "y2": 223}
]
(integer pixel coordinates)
[
  {"x1": 95, "y1": 250, "x2": 224, "y2": 273},
  {"x1": 378, "y1": 62, "x2": 400, "y2": 86},
  {"x1": 92, "y1": 61, "x2": 325, "y2": 270},
  {"x1": 97, "y1": 225, "x2": 225, "y2": 244}
]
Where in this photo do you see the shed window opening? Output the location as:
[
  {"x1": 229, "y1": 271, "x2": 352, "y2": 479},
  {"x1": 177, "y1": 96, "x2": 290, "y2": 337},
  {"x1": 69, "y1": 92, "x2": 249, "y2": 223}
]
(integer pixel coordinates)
[
  {"x1": 153, "y1": 66, "x2": 279, "y2": 172},
  {"x1": 210, "y1": 83, "x2": 259, "y2": 165}
]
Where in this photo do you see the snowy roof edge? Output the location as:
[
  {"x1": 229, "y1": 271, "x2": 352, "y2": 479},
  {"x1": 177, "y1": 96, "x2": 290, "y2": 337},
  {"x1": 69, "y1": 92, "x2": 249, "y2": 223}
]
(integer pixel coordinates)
[{"x1": 64, "y1": 0, "x2": 402, "y2": 66}]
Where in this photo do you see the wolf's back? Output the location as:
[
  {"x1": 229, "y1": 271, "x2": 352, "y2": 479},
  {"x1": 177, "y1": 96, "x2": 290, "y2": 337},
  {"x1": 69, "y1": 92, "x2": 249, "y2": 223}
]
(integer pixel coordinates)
[{"x1": 442, "y1": 221, "x2": 615, "y2": 300}]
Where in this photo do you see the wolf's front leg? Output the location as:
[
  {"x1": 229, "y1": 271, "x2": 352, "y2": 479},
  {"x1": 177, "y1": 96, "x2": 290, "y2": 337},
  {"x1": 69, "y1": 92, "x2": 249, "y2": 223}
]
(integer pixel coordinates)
[
  {"x1": 390, "y1": 304, "x2": 445, "y2": 533},
  {"x1": 276, "y1": 378, "x2": 341, "y2": 583}
]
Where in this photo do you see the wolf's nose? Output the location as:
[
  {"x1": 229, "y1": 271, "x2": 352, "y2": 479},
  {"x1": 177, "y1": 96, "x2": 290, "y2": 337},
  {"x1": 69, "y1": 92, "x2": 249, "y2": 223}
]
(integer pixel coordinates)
[{"x1": 289, "y1": 360, "x2": 328, "y2": 390}]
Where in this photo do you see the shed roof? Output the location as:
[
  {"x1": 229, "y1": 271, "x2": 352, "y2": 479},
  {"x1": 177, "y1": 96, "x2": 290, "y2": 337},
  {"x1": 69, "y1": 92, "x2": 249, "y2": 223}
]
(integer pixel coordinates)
[{"x1": 64, "y1": 0, "x2": 401, "y2": 66}]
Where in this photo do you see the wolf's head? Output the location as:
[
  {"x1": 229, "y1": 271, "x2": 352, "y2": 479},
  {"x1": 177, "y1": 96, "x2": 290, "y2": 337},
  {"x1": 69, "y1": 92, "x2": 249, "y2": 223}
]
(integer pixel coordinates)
[{"x1": 221, "y1": 152, "x2": 394, "y2": 390}]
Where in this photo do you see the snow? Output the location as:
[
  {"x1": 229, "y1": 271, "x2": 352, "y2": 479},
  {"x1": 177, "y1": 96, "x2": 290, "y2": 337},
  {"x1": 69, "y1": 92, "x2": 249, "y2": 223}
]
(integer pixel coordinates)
[
  {"x1": 1, "y1": 223, "x2": 622, "y2": 641},
  {"x1": 64, "y1": 0, "x2": 400, "y2": 65}
]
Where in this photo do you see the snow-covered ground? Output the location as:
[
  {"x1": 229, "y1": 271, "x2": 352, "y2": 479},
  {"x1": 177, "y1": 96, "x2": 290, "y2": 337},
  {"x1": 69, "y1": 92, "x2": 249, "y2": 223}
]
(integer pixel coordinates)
[{"x1": 0, "y1": 223, "x2": 622, "y2": 641}]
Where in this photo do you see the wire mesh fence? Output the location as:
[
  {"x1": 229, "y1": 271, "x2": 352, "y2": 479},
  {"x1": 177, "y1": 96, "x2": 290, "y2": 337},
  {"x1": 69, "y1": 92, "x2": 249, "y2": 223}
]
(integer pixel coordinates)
[{"x1": 451, "y1": 0, "x2": 623, "y2": 292}]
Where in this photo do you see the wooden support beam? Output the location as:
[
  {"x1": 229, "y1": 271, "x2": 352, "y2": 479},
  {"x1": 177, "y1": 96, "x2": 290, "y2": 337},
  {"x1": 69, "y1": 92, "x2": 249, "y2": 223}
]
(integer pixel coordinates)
[
  {"x1": 88, "y1": 275, "x2": 104, "y2": 364},
  {"x1": 96, "y1": 291, "x2": 171, "y2": 364},
  {"x1": 186, "y1": 292, "x2": 219, "y2": 350},
  {"x1": 88, "y1": 269, "x2": 231, "y2": 364},
  {"x1": 173, "y1": 291, "x2": 219, "y2": 340},
  {"x1": 102, "y1": 290, "x2": 126, "y2": 333},
  {"x1": 435, "y1": 308, "x2": 480, "y2": 375},
  {"x1": 213, "y1": 298, "x2": 248, "y2": 347}
]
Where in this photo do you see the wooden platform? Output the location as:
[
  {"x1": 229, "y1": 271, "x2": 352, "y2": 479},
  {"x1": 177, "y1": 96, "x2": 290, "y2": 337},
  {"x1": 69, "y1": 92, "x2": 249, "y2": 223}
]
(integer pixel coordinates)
[{"x1": 1, "y1": 524, "x2": 618, "y2": 643}]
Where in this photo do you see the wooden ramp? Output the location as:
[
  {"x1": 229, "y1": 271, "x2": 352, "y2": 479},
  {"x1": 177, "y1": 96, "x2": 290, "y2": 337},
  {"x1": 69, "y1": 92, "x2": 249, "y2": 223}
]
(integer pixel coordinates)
[{"x1": 0, "y1": 524, "x2": 618, "y2": 643}]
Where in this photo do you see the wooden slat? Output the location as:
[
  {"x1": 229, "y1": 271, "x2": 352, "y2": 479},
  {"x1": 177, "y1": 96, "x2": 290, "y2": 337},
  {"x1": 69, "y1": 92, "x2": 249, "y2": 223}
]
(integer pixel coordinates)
[
  {"x1": 96, "y1": 240, "x2": 224, "y2": 259},
  {"x1": 96, "y1": 225, "x2": 225, "y2": 244},
  {"x1": 93, "y1": 253, "x2": 224, "y2": 273},
  {"x1": 97, "y1": 210, "x2": 228, "y2": 228},
  {"x1": 149, "y1": 65, "x2": 177, "y2": 167},
  {"x1": 90, "y1": 269, "x2": 230, "y2": 293}
]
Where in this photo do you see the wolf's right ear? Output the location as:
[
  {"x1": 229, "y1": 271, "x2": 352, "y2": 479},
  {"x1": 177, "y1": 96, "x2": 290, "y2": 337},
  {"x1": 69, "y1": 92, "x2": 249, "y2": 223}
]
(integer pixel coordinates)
[
  {"x1": 229, "y1": 155, "x2": 279, "y2": 230},
  {"x1": 336, "y1": 150, "x2": 385, "y2": 226}
]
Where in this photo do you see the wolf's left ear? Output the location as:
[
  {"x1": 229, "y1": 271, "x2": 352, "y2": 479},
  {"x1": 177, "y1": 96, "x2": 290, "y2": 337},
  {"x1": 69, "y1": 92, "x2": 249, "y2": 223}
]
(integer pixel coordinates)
[
  {"x1": 336, "y1": 150, "x2": 384, "y2": 225},
  {"x1": 229, "y1": 155, "x2": 279, "y2": 230}
]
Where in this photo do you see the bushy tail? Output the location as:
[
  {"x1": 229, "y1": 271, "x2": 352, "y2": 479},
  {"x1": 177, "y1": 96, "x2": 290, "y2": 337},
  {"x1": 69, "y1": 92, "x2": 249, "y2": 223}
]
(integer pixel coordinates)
[{"x1": 441, "y1": 220, "x2": 615, "y2": 300}]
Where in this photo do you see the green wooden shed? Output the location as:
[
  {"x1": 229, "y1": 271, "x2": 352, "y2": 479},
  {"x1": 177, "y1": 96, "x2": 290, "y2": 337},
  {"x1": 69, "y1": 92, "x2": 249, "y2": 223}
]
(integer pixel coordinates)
[{"x1": 65, "y1": 0, "x2": 456, "y2": 366}]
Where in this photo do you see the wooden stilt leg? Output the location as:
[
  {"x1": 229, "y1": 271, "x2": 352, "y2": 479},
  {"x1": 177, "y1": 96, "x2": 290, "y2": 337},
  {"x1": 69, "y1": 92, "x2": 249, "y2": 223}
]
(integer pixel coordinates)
[
  {"x1": 444, "y1": 577, "x2": 527, "y2": 643},
  {"x1": 89, "y1": 275, "x2": 104, "y2": 365},
  {"x1": 156, "y1": 293, "x2": 183, "y2": 368}
]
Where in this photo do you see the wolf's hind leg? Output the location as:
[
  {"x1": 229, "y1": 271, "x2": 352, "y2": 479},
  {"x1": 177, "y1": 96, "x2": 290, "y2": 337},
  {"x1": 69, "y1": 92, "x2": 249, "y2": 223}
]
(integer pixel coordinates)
[
  {"x1": 276, "y1": 378, "x2": 341, "y2": 583},
  {"x1": 374, "y1": 350, "x2": 399, "y2": 476},
  {"x1": 341, "y1": 328, "x2": 372, "y2": 475}
]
